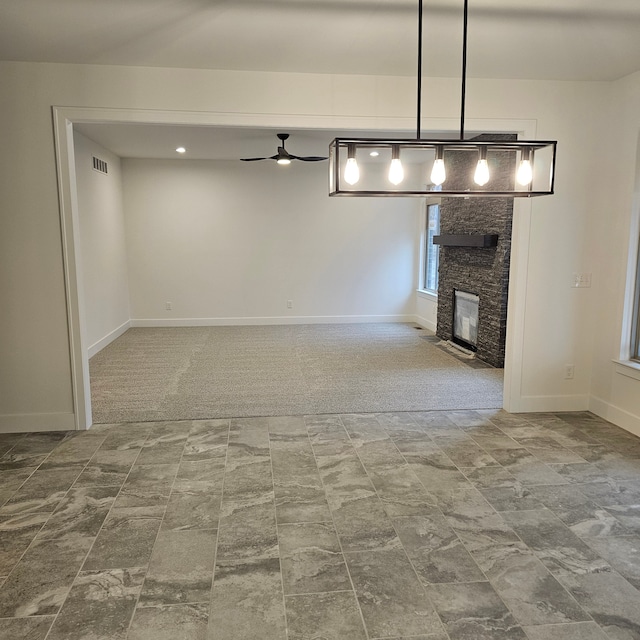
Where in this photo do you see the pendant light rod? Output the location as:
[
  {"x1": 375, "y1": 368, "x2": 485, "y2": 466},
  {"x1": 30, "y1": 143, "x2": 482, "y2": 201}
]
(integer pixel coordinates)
[
  {"x1": 460, "y1": 0, "x2": 469, "y2": 140},
  {"x1": 416, "y1": 0, "x2": 423, "y2": 140}
]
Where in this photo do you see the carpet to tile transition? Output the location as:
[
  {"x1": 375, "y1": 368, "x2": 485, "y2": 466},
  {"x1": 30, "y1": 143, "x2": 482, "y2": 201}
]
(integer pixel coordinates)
[{"x1": 89, "y1": 323, "x2": 503, "y2": 423}]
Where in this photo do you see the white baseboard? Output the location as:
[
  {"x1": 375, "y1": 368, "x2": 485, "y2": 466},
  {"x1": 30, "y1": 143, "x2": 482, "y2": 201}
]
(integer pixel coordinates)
[
  {"x1": 413, "y1": 314, "x2": 437, "y2": 333},
  {"x1": 589, "y1": 394, "x2": 640, "y2": 438},
  {"x1": 88, "y1": 320, "x2": 131, "y2": 358},
  {"x1": 504, "y1": 394, "x2": 590, "y2": 414},
  {"x1": 131, "y1": 315, "x2": 416, "y2": 327},
  {"x1": 0, "y1": 412, "x2": 77, "y2": 434}
]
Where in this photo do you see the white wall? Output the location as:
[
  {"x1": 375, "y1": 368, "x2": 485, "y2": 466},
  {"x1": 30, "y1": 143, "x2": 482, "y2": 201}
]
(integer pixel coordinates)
[
  {"x1": 588, "y1": 70, "x2": 640, "y2": 435},
  {"x1": 0, "y1": 60, "x2": 627, "y2": 431},
  {"x1": 74, "y1": 132, "x2": 131, "y2": 355},
  {"x1": 122, "y1": 158, "x2": 418, "y2": 324}
]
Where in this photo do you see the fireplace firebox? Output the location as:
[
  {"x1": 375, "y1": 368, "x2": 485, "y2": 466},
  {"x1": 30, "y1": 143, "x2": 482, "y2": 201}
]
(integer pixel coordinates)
[{"x1": 452, "y1": 290, "x2": 479, "y2": 351}]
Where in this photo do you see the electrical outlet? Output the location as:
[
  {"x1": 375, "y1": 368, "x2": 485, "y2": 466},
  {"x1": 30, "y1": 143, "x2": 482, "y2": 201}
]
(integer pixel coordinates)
[
  {"x1": 564, "y1": 364, "x2": 575, "y2": 380},
  {"x1": 165, "y1": 302, "x2": 172, "y2": 311},
  {"x1": 287, "y1": 300, "x2": 293, "y2": 309},
  {"x1": 572, "y1": 273, "x2": 592, "y2": 288}
]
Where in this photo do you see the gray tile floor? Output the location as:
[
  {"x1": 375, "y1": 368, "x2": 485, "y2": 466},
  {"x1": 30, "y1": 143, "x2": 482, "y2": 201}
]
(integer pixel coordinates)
[{"x1": 1, "y1": 410, "x2": 640, "y2": 639}]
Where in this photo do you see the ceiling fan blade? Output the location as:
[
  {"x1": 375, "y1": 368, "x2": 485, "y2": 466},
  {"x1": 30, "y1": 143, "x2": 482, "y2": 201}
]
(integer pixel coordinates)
[
  {"x1": 290, "y1": 155, "x2": 329, "y2": 162},
  {"x1": 240, "y1": 154, "x2": 280, "y2": 162}
]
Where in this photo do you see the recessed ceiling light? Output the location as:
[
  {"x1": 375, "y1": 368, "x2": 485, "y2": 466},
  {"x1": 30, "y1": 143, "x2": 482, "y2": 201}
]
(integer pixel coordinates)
[
  {"x1": 369, "y1": 151, "x2": 379, "y2": 157},
  {"x1": 176, "y1": 147, "x2": 186, "y2": 154}
]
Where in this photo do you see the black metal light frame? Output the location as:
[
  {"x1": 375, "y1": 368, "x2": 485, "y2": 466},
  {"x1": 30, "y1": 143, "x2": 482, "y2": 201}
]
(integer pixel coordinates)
[{"x1": 328, "y1": 0, "x2": 557, "y2": 198}]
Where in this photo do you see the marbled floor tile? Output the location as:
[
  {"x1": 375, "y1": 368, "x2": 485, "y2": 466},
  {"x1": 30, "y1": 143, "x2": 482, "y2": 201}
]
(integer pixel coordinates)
[
  {"x1": 0, "y1": 467, "x2": 35, "y2": 507},
  {"x1": 0, "y1": 536, "x2": 93, "y2": 617},
  {"x1": 36, "y1": 485, "x2": 119, "y2": 542},
  {"x1": 576, "y1": 479, "x2": 640, "y2": 507},
  {"x1": 182, "y1": 419, "x2": 229, "y2": 461},
  {"x1": 316, "y1": 452, "x2": 374, "y2": 500},
  {"x1": 546, "y1": 462, "x2": 610, "y2": 484},
  {"x1": 0, "y1": 452, "x2": 48, "y2": 471},
  {"x1": 285, "y1": 591, "x2": 367, "y2": 640},
  {"x1": 374, "y1": 636, "x2": 448, "y2": 640},
  {"x1": 345, "y1": 547, "x2": 442, "y2": 637},
  {"x1": 129, "y1": 603, "x2": 208, "y2": 640},
  {"x1": 604, "y1": 504, "x2": 640, "y2": 533},
  {"x1": 138, "y1": 529, "x2": 216, "y2": 605},
  {"x1": 0, "y1": 433, "x2": 25, "y2": 458},
  {"x1": 374, "y1": 412, "x2": 421, "y2": 429},
  {"x1": 501, "y1": 510, "x2": 611, "y2": 578},
  {"x1": 582, "y1": 535, "x2": 640, "y2": 588},
  {"x1": 524, "y1": 446, "x2": 589, "y2": 465},
  {"x1": 523, "y1": 622, "x2": 609, "y2": 640},
  {"x1": 436, "y1": 487, "x2": 521, "y2": 554},
  {"x1": 0, "y1": 513, "x2": 48, "y2": 575},
  {"x1": 270, "y1": 447, "x2": 318, "y2": 479},
  {"x1": 39, "y1": 435, "x2": 106, "y2": 469},
  {"x1": 595, "y1": 458, "x2": 640, "y2": 482},
  {"x1": 172, "y1": 458, "x2": 225, "y2": 493},
  {"x1": 0, "y1": 616, "x2": 54, "y2": 639},
  {"x1": 468, "y1": 432, "x2": 522, "y2": 451},
  {"x1": 267, "y1": 415, "x2": 308, "y2": 437},
  {"x1": 227, "y1": 418, "x2": 271, "y2": 459},
  {"x1": 410, "y1": 411, "x2": 459, "y2": 431},
  {"x1": 0, "y1": 466, "x2": 85, "y2": 516},
  {"x1": 45, "y1": 567, "x2": 145, "y2": 640},
  {"x1": 306, "y1": 416, "x2": 353, "y2": 457},
  {"x1": 216, "y1": 501, "x2": 279, "y2": 562},
  {"x1": 567, "y1": 444, "x2": 622, "y2": 463},
  {"x1": 112, "y1": 463, "x2": 178, "y2": 509},
  {"x1": 273, "y1": 476, "x2": 332, "y2": 524},
  {"x1": 558, "y1": 571, "x2": 640, "y2": 640},
  {"x1": 161, "y1": 490, "x2": 221, "y2": 531},
  {"x1": 278, "y1": 522, "x2": 350, "y2": 595},
  {"x1": 330, "y1": 494, "x2": 401, "y2": 552},
  {"x1": 445, "y1": 410, "x2": 491, "y2": 428},
  {"x1": 490, "y1": 448, "x2": 569, "y2": 486},
  {"x1": 473, "y1": 540, "x2": 589, "y2": 626},
  {"x1": 73, "y1": 448, "x2": 139, "y2": 487},
  {"x1": 9, "y1": 432, "x2": 71, "y2": 458},
  {"x1": 431, "y1": 435, "x2": 499, "y2": 469},
  {"x1": 97, "y1": 426, "x2": 151, "y2": 451},
  {"x1": 135, "y1": 438, "x2": 187, "y2": 465},
  {"x1": 353, "y1": 439, "x2": 408, "y2": 470},
  {"x1": 82, "y1": 507, "x2": 164, "y2": 570},
  {"x1": 341, "y1": 414, "x2": 390, "y2": 444},
  {"x1": 366, "y1": 465, "x2": 438, "y2": 517},
  {"x1": 209, "y1": 556, "x2": 286, "y2": 640},
  {"x1": 465, "y1": 467, "x2": 543, "y2": 512},
  {"x1": 530, "y1": 484, "x2": 630, "y2": 538},
  {"x1": 426, "y1": 581, "x2": 527, "y2": 640},
  {"x1": 393, "y1": 514, "x2": 485, "y2": 584}
]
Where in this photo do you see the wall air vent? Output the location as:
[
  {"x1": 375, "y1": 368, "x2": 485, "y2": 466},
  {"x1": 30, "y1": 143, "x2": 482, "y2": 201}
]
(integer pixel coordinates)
[{"x1": 92, "y1": 156, "x2": 108, "y2": 174}]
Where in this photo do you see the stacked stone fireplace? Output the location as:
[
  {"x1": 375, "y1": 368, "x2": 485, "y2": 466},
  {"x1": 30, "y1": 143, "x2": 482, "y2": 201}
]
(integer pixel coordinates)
[{"x1": 435, "y1": 134, "x2": 516, "y2": 368}]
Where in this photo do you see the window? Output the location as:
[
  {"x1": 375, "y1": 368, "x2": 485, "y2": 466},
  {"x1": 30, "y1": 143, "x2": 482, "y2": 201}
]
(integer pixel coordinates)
[
  {"x1": 422, "y1": 202, "x2": 440, "y2": 293},
  {"x1": 631, "y1": 235, "x2": 640, "y2": 361}
]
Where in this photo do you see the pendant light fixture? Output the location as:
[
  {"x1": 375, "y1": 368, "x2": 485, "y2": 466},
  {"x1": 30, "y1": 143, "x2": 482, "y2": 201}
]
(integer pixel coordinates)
[{"x1": 328, "y1": 0, "x2": 556, "y2": 197}]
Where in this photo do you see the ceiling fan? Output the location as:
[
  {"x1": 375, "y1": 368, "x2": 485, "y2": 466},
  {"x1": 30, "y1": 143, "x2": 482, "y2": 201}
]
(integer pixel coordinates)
[{"x1": 240, "y1": 133, "x2": 328, "y2": 164}]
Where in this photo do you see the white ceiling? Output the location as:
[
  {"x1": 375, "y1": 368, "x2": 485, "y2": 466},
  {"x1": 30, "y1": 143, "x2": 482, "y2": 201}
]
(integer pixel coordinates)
[
  {"x1": 73, "y1": 123, "x2": 466, "y2": 161},
  {"x1": 19, "y1": 1, "x2": 640, "y2": 161},
  {"x1": 2, "y1": 0, "x2": 640, "y2": 82}
]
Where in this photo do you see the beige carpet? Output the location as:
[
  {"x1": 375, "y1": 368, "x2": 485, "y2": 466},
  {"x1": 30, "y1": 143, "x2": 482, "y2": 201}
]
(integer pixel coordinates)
[{"x1": 89, "y1": 323, "x2": 504, "y2": 423}]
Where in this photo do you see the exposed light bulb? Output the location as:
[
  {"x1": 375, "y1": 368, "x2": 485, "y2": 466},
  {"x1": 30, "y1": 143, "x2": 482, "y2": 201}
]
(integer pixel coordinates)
[
  {"x1": 474, "y1": 148, "x2": 490, "y2": 186},
  {"x1": 369, "y1": 151, "x2": 380, "y2": 157},
  {"x1": 474, "y1": 160, "x2": 489, "y2": 186},
  {"x1": 388, "y1": 146, "x2": 404, "y2": 185},
  {"x1": 388, "y1": 158, "x2": 404, "y2": 185},
  {"x1": 516, "y1": 149, "x2": 533, "y2": 186},
  {"x1": 344, "y1": 157, "x2": 360, "y2": 185},
  {"x1": 277, "y1": 158, "x2": 291, "y2": 165},
  {"x1": 176, "y1": 147, "x2": 186, "y2": 154},
  {"x1": 430, "y1": 147, "x2": 446, "y2": 186},
  {"x1": 516, "y1": 160, "x2": 532, "y2": 186}
]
